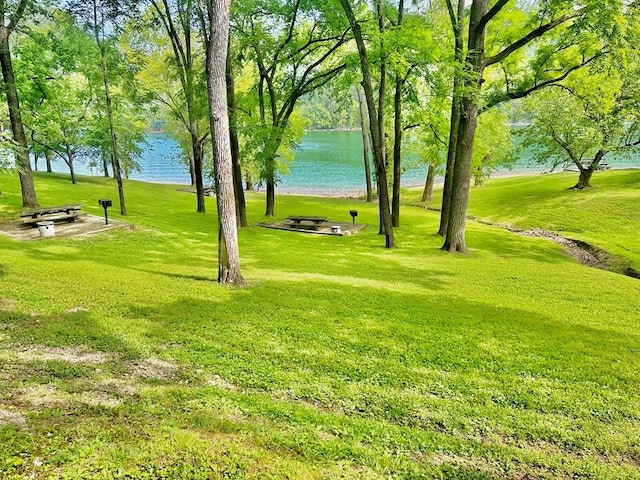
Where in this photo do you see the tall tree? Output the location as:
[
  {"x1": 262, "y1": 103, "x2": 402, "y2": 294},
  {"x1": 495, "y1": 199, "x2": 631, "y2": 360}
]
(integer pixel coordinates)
[
  {"x1": 339, "y1": 0, "x2": 395, "y2": 248},
  {"x1": 437, "y1": 0, "x2": 464, "y2": 236},
  {"x1": 443, "y1": 0, "x2": 614, "y2": 252},
  {"x1": 235, "y1": 0, "x2": 349, "y2": 216},
  {"x1": 226, "y1": 39, "x2": 248, "y2": 227},
  {"x1": 356, "y1": 87, "x2": 373, "y2": 202},
  {"x1": 69, "y1": 0, "x2": 130, "y2": 215},
  {"x1": 149, "y1": 0, "x2": 209, "y2": 213},
  {"x1": 200, "y1": 0, "x2": 244, "y2": 284},
  {"x1": 0, "y1": 0, "x2": 38, "y2": 208}
]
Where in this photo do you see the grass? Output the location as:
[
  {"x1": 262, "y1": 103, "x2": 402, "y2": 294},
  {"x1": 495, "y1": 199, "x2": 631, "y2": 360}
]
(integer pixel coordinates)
[
  {"x1": 405, "y1": 170, "x2": 640, "y2": 271},
  {"x1": 0, "y1": 170, "x2": 639, "y2": 479}
]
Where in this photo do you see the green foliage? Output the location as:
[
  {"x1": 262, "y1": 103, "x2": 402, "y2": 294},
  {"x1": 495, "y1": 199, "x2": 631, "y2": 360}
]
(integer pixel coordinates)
[
  {"x1": 520, "y1": 49, "x2": 640, "y2": 172},
  {"x1": 472, "y1": 109, "x2": 515, "y2": 185},
  {"x1": 0, "y1": 171, "x2": 639, "y2": 478}
]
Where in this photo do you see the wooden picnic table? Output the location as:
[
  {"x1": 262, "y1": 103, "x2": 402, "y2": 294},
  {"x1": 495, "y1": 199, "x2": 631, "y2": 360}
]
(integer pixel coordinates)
[
  {"x1": 20, "y1": 204, "x2": 85, "y2": 225},
  {"x1": 285, "y1": 216, "x2": 328, "y2": 230}
]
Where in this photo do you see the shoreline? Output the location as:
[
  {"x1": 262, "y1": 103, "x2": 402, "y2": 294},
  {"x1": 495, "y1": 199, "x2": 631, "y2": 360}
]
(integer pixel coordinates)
[{"x1": 35, "y1": 166, "x2": 639, "y2": 200}]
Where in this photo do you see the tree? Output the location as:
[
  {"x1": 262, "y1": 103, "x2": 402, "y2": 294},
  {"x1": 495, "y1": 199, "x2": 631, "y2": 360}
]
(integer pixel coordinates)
[
  {"x1": 15, "y1": 12, "x2": 100, "y2": 185},
  {"x1": 0, "y1": 0, "x2": 38, "y2": 208},
  {"x1": 339, "y1": 0, "x2": 395, "y2": 248},
  {"x1": 149, "y1": 0, "x2": 209, "y2": 213},
  {"x1": 471, "y1": 108, "x2": 515, "y2": 186},
  {"x1": 68, "y1": 0, "x2": 134, "y2": 215},
  {"x1": 234, "y1": 0, "x2": 349, "y2": 216},
  {"x1": 442, "y1": 0, "x2": 617, "y2": 252},
  {"x1": 226, "y1": 40, "x2": 248, "y2": 227},
  {"x1": 522, "y1": 63, "x2": 640, "y2": 189},
  {"x1": 200, "y1": 0, "x2": 244, "y2": 284},
  {"x1": 437, "y1": 0, "x2": 464, "y2": 236},
  {"x1": 356, "y1": 87, "x2": 373, "y2": 202}
]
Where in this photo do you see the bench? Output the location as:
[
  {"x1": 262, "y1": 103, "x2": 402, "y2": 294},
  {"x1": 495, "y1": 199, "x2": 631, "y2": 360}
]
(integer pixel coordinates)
[
  {"x1": 21, "y1": 204, "x2": 85, "y2": 226},
  {"x1": 286, "y1": 215, "x2": 328, "y2": 230}
]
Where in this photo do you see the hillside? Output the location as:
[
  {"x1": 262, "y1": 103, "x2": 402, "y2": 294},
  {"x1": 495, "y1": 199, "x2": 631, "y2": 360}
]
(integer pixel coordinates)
[{"x1": 0, "y1": 171, "x2": 639, "y2": 479}]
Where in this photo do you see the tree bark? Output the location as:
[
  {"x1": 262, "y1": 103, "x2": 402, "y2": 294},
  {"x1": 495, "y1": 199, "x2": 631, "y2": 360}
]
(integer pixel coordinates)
[
  {"x1": 0, "y1": 23, "x2": 38, "y2": 208},
  {"x1": 421, "y1": 162, "x2": 435, "y2": 202},
  {"x1": 65, "y1": 144, "x2": 77, "y2": 185},
  {"x1": 438, "y1": 0, "x2": 465, "y2": 237},
  {"x1": 189, "y1": 156, "x2": 196, "y2": 186},
  {"x1": 572, "y1": 150, "x2": 605, "y2": 189},
  {"x1": 391, "y1": 74, "x2": 403, "y2": 227},
  {"x1": 356, "y1": 88, "x2": 373, "y2": 202},
  {"x1": 102, "y1": 149, "x2": 110, "y2": 177},
  {"x1": 205, "y1": 0, "x2": 244, "y2": 285},
  {"x1": 265, "y1": 180, "x2": 275, "y2": 217},
  {"x1": 340, "y1": 0, "x2": 395, "y2": 248},
  {"x1": 391, "y1": 0, "x2": 405, "y2": 228},
  {"x1": 192, "y1": 131, "x2": 206, "y2": 212},
  {"x1": 226, "y1": 44, "x2": 247, "y2": 227},
  {"x1": 45, "y1": 148, "x2": 53, "y2": 173},
  {"x1": 245, "y1": 171, "x2": 254, "y2": 191},
  {"x1": 442, "y1": 0, "x2": 487, "y2": 253},
  {"x1": 572, "y1": 169, "x2": 595, "y2": 189}
]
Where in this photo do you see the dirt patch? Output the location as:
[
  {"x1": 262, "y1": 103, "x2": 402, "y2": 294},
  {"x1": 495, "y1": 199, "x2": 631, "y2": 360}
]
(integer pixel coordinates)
[
  {"x1": 0, "y1": 214, "x2": 130, "y2": 241},
  {"x1": 13, "y1": 346, "x2": 109, "y2": 364},
  {"x1": 0, "y1": 298, "x2": 17, "y2": 311},
  {"x1": 16, "y1": 384, "x2": 68, "y2": 407},
  {"x1": 129, "y1": 357, "x2": 178, "y2": 380},
  {"x1": 207, "y1": 374, "x2": 239, "y2": 391},
  {"x1": 0, "y1": 407, "x2": 27, "y2": 428}
]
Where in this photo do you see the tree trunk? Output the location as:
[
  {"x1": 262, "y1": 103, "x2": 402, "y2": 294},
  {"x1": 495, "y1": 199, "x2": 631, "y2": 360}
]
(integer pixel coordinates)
[
  {"x1": 245, "y1": 171, "x2": 254, "y2": 191},
  {"x1": 93, "y1": 0, "x2": 126, "y2": 216},
  {"x1": 438, "y1": 0, "x2": 465, "y2": 237},
  {"x1": 421, "y1": 162, "x2": 435, "y2": 202},
  {"x1": 102, "y1": 149, "x2": 110, "y2": 177},
  {"x1": 45, "y1": 148, "x2": 53, "y2": 173},
  {"x1": 356, "y1": 88, "x2": 373, "y2": 202},
  {"x1": 33, "y1": 151, "x2": 38, "y2": 171},
  {"x1": 0, "y1": 27, "x2": 38, "y2": 208},
  {"x1": 205, "y1": 0, "x2": 244, "y2": 285},
  {"x1": 340, "y1": 0, "x2": 395, "y2": 248},
  {"x1": 572, "y1": 151, "x2": 605, "y2": 189},
  {"x1": 391, "y1": 74, "x2": 403, "y2": 227},
  {"x1": 265, "y1": 180, "x2": 275, "y2": 216},
  {"x1": 192, "y1": 132, "x2": 206, "y2": 213},
  {"x1": 65, "y1": 144, "x2": 77, "y2": 184},
  {"x1": 443, "y1": 97, "x2": 478, "y2": 252},
  {"x1": 391, "y1": 0, "x2": 405, "y2": 228},
  {"x1": 189, "y1": 156, "x2": 196, "y2": 186},
  {"x1": 442, "y1": 0, "x2": 487, "y2": 253},
  {"x1": 226, "y1": 45, "x2": 247, "y2": 227},
  {"x1": 572, "y1": 169, "x2": 595, "y2": 189}
]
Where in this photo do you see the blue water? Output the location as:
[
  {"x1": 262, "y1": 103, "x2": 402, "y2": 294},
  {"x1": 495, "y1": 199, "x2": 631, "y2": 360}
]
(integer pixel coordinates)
[{"x1": 39, "y1": 130, "x2": 640, "y2": 195}]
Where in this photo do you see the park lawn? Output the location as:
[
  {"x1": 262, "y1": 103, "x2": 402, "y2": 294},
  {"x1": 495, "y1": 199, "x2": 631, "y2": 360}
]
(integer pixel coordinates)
[
  {"x1": 0, "y1": 171, "x2": 639, "y2": 479},
  {"x1": 405, "y1": 169, "x2": 640, "y2": 272}
]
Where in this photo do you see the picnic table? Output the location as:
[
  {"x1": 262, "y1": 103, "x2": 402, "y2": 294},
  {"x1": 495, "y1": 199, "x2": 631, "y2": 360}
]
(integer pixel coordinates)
[
  {"x1": 20, "y1": 204, "x2": 85, "y2": 226},
  {"x1": 286, "y1": 215, "x2": 328, "y2": 229}
]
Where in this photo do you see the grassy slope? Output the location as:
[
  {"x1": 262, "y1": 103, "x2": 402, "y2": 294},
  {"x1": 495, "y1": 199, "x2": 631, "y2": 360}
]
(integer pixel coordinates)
[
  {"x1": 0, "y1": 171, "x2": 639, "y2": 479},
  {"x1": 405, "y1": 170, "x2": 640, "y2": 271}
]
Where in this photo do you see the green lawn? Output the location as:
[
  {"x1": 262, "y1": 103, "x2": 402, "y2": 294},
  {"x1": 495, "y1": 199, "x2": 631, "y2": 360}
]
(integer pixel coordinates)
[{"x1": 0, "y1": 171, "x2": 639, "y2": 479}]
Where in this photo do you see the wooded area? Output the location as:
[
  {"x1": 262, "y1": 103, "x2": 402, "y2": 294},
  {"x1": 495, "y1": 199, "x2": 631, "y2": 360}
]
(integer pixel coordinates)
[{"x1": 1, "y1": 0, "x2": 639, "y2": 274}]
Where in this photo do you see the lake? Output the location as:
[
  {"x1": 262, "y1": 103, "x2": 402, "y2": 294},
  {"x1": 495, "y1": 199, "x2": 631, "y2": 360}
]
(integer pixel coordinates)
[{"x1": 40, "y1": 130, "x2": 639, "y2": 195}]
